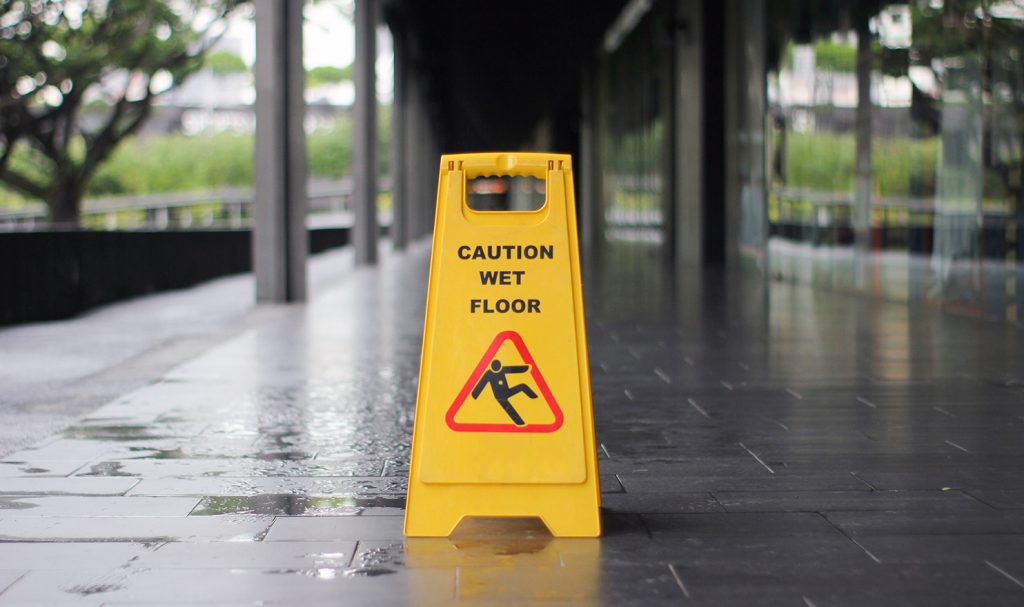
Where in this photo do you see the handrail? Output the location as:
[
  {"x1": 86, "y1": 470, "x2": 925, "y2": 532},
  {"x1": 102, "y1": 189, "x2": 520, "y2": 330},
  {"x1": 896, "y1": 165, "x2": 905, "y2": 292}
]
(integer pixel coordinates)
[{"x1": 0, "y1": 177, "x2": 393, "y2": 230}]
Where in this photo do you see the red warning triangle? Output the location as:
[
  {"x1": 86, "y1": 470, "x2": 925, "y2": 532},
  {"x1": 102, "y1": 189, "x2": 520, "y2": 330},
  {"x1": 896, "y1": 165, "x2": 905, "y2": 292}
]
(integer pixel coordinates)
[{"x1": 446, "y1": 331, "x2": 563, "y2": 433}]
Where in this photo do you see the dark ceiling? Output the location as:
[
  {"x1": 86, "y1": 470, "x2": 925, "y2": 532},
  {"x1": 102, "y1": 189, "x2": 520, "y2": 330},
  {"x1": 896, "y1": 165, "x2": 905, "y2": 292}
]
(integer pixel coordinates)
[{"x1": 383, "y1": 0, "x2": 626, "y2": 152}]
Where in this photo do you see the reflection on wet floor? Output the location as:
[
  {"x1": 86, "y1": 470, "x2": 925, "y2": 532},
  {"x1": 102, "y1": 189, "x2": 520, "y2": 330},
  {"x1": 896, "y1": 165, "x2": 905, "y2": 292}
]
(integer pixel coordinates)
[
  {"x1": 191, "y1": 495, "x2": 406, "y2": 516},
  {"x1": 406, "y1": 518, "x2": 603, "y2": 603},
  {"x1": 0, "y1": 240, "x2": 1022, "y2": 604}
]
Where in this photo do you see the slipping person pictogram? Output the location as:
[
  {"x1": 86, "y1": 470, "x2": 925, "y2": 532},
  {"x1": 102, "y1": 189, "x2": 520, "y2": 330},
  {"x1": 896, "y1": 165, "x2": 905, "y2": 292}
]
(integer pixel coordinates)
[{"x1": 470, "y1": 359, "x2": 538, "y2": 426}]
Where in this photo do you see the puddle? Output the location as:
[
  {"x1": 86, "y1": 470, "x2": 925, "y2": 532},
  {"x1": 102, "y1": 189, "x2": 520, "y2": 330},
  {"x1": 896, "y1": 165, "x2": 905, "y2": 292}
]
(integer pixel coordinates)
[
  {"x1": 191, "y1": 495, "x2": 406, "y2": 516},
  {"x1": 355, "y1": 542, "x2": 404, "y2": 568},
  {"x1": 65, "y1": 583, "x2": 123, "y2": 596},
  {"x1": 343, "y1": 567, "x2": 395, "y2": 577},
  {"x1": 126, "y1": 447, "x2": 188, "y2": 460},
  {"x1": 262, "y1": 566, "x2": 395, "y2": 579},
  {"x1": 0, "y1": 498, "x2": 38, "y2": 511},
  {"x1": 447, "y1": 518, "x2": 553, "y2": 555},
  {"x1": 231, "y1": 545, "x2": 400, "y2": 579},
  {"x1": 64, "y1": 425, "x2": 170, "y2": 441},
  {"x1": 79, "y1": 462, "x2": 133, "y2": 477},
  {"x1": 123, "y1": 447, "x2": 315, "y2": 461}
]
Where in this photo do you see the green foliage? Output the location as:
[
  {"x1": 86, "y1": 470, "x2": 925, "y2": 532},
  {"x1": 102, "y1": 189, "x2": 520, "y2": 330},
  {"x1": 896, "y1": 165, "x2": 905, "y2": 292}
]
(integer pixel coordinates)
[
  {"x1": 0, "y1": 0, "x2": 243, "y2": 223},
  {"x1": 204, "y1": 50, "x2": 247, "y2": 74},
  {"x1": 784, "y1": 132, "x2": 938, "y2": 197},
  {"x1": 307, "y1": 121, "x2": 353, "y2": 180},
  {"x1": 786, "y1": 133, "x2": 856, "y2": 191},
  {"x1": 873, "y1": 137, "x2": 938, "y2": 198},
  {"x1": 2, "y1": 105, "x2": 394, "y2": 203},
  {"x1": 812, "y1": 39, "x2": 856, "y2": 73},
  {"x1": 307, "y1": 65, "x2": 352, "y2": 88},
  {"x1": 90, "y1": 132, "x2": 254, "y2": 195}
]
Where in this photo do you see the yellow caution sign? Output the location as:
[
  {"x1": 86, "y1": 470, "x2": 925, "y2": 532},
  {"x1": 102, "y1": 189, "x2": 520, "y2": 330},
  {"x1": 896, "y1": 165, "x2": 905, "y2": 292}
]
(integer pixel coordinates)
[{"x1": 405, "y1": 152, "x2": 600, "y2": 538}]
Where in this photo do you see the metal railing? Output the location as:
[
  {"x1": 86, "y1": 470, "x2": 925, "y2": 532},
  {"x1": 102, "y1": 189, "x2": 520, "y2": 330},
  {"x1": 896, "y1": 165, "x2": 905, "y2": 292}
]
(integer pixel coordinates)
[{"x1": 0, "y1": 178, "x2": 393, "y2": 231}]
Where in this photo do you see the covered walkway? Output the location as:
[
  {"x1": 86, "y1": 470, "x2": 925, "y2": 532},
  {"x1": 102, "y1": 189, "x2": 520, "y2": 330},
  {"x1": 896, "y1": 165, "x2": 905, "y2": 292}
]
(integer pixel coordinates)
[{"x1": 1, "y1": 242, "x2": 1022, "y2": 604}]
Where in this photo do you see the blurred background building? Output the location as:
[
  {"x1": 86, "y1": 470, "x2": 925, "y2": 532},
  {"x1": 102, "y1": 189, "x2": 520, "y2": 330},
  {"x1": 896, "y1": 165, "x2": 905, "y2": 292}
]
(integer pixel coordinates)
[{"x1": 1, "y1": 0, "x2": 1022, "y2": 326}]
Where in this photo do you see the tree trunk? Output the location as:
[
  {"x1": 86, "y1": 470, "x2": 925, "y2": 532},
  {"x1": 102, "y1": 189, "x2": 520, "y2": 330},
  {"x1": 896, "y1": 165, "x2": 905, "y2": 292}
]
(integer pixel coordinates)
[{"x1": 48, "y1": 177, "x2": 83, "y2": 229}]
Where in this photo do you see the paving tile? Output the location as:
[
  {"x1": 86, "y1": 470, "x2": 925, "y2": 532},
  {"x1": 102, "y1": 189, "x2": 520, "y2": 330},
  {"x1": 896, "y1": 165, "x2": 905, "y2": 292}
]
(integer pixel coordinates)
[
  {"x1": 0, "y1": 478, "x2": 139, "y2": 496},
  {"x1": 0, "y1": 460, "x2": 87, "y2": 478},
  {"x1": 189, "y1": 494, "x2": 405, "y2": 516},
  {"x1": 854, "y1": 469, "x2": 1024, "y2": 491},
  {"x1": 136, "y1": 541, "x2": 358, "y2": 569},
  {"x1": 713, "y1": 489, "x2": 991, "y2": 513},
  {"x1": 965, "y1": 489, "x2": 1024, "y2": 509},
  {"x1": 0, "y1": 567, "x2": 454, "y2": 605},
  {"x1": 71, "y1": 457, "x2": 386, "y2": 479},
  {"x1": 0, "y1": 570, "x2": 26, "y2": 595},
  {"x1": 601, "y1": 491, "x2": 725, "y2": 514},
  {"x1": 599, "y1": 474, "x2": 624, "y2": 493},
  {"x1": 265, "y1": 516, "x2": 405, "y2": 542},
  {"x1": 0, "y1": 496, "x2": 199, "y2": 517},
  {"x1": 643, "y1": 512, "x2": 845, "y2": 538},
  {"x1": 668, "y1": 561, "x2": 1024, "y2": 606},
  {"x1": 826, "y1": 510, "x2": 1024, "y2": 537},
  {"x1": 855, "y1": 535, "x2": 1024, "y2": 566},
  {"x1": 126, "y1": 477, "x2": 406, "y2": 497},
  {"x1": 617, "y1": 471, "x2": 868, "y2": 492},
  {"x1": 0, "y1": 543, "x2": 148, "y2": 570},
  {"x1": 0, "y1": 515, "x2": 273, "y2": 542},
  {"x1": 4, "y1": 439, "x2": 116, "y2": 463}
]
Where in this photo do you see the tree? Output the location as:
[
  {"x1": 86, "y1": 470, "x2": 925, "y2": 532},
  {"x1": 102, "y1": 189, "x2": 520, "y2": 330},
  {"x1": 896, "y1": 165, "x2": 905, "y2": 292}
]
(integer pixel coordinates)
[
  {"x1": 306, "y1": 64, "x2": 352, "y2": 89},
  {"x1": 0, "y1": 0, "x2": 244, "y2": 225},
  {"x1": 204, "y1": 49, "x2": 247, "y2": 75}
]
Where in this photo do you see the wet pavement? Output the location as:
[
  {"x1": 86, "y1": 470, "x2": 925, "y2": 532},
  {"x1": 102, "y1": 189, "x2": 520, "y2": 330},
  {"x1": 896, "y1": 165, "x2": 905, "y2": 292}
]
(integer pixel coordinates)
[{"x1": 1, "y1": 239, "x2": 1023, "y2": 605}]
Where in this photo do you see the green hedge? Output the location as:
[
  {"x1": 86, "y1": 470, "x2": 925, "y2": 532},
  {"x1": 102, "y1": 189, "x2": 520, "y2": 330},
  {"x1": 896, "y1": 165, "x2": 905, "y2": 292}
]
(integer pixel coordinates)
[
  {"x1": 784, "y1": 132, "x2": 938, "y2": 196},
  {"x1": 2, "y1": 106, "x2": 392, "y2": 207}
]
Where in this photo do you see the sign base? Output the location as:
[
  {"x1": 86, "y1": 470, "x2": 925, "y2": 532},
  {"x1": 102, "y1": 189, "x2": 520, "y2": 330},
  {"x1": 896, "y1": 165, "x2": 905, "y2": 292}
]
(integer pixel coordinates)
[{"x1": 404, "y1": 484, "x2": 601, "y2": 538}]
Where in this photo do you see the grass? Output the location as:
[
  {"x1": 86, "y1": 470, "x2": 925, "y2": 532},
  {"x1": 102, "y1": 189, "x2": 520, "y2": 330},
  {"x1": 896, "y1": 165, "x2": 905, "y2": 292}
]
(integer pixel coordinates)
[
  {"x1": 1, "y1": 107, "x2": 392, "y2": 208},
  {"x1": 784, "y1": 132, "x2": 939, "y2": 197}
]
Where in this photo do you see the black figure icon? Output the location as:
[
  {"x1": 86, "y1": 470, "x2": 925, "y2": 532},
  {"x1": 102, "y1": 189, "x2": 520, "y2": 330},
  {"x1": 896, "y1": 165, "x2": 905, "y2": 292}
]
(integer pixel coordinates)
[{"x1": 471, "y1": 359, "x2": 538, "y2": 426}]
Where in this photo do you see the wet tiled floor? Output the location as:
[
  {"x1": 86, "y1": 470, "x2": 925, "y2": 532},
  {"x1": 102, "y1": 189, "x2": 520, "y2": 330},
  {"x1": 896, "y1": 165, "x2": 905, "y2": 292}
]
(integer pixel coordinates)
[{"x1": 1, "y1": 240, "x2": 1023, "y2": 605}]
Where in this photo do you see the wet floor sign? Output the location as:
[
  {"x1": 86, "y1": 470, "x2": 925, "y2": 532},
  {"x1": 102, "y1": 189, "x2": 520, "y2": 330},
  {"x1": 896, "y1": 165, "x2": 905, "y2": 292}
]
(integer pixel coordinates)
[{"x1": 405, "y1": 152, "x2": 600, "y2": 537}]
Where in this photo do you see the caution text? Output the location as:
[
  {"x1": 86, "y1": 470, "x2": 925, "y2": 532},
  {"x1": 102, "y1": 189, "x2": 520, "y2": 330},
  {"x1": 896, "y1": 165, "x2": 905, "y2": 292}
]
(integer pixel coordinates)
[
  {"x1": 470, "y1": 299, "x2": 541, "y2": 314},
  {"x1": 480, "y1": 270, "x2": 526, "y2": 285}
]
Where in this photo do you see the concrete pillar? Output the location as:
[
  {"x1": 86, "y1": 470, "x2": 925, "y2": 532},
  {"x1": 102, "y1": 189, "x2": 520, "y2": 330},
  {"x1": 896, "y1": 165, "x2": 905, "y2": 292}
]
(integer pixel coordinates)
[
  {"x1": 253, "y1": 0, "x2": 307, "y2": 302},
  {"x1": 425, "y1": 127, "x2": 439, "y2": 236},
  {"x1": 744, "y1": 0, "x2": 770, "y2": 268},
  {"x1": 674, "y1": 0, "x2": 704, "y2": 266},
  {"x1": 407, "y1": 81, "x2": 435, "y2": 240},
  {"x1": 403, "y1": 74, "x2": 422, "y2": 239},
  {"x1": 578, "y1": 59, "x2": 603, "y2": 253},
  {"x1": 353, "y1": 0, "x2": 378, "y2": 264},
  {"x1": 390, "y1": 28, "x2": 408, "y2": 250},
  {"x1": 853, "y1": 8, "x2": 874, "y2": 288},
  {"x1": 722, "y1": 0, "x2": 741, "y2": 268}
]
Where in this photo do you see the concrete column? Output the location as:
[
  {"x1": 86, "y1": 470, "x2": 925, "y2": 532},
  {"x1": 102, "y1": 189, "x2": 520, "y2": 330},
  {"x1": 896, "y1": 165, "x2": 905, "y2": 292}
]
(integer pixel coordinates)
[
  {"x1": 674, "y1": 0, "x2": 704, "y2": 266},
  {"x1": 403, "y1": 74, "x2": 422, "y2": 239},
  {"x1": 253, "y1": 0, "x2": 307, "y2": 302},
  {"x1": 853, "y1": 8, "x2": 874, "y2": 288},
  {"x1": 409, "y1": 85, "x2": 435, "y2": 240},
  {"x1": 353, "y1": 0, "x2": 378, "y2": 264},
  {"x1": 390, "y1": 28, "x2": 408, "y2": 250},
  {"x1": 722, "y1": 0, "x2": 741, "y2": 267},
  {"x1": 578, "y1": 60, "x2": 603, "y2": 253},
  {"x1": 425, "y1": 126, "x2": 439, "y2": 236},
  {"x1": 744, "y1": 0, "x2": 770, "y2": 267}
]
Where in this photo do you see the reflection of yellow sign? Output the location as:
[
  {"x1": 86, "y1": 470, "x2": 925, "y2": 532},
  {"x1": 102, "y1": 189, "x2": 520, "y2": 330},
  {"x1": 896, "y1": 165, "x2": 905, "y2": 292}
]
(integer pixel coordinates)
[
  {"x1": 405, "y1": 152, "x2": 600, "y2": 537},
  {"x1": 405, "y1": 519, "x2": 601, "y2": 602}
]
